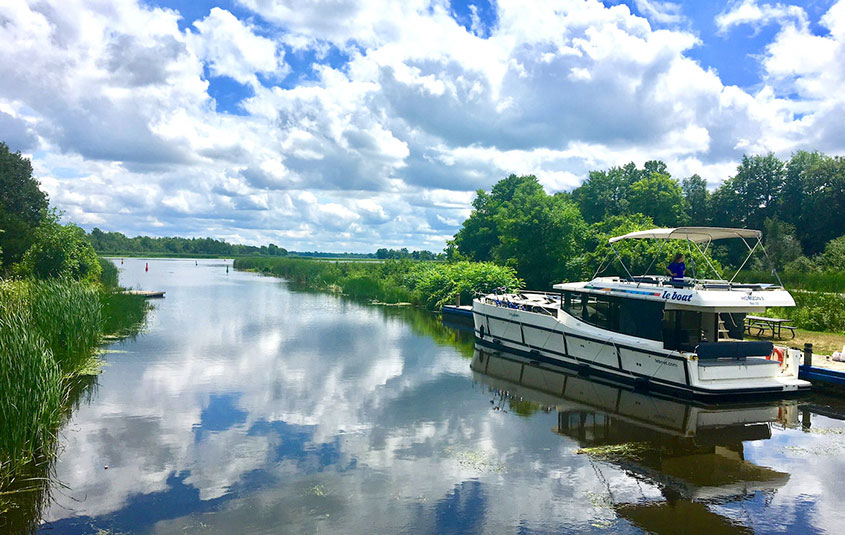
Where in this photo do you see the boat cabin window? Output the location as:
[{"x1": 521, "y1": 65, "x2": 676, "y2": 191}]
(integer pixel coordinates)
[
  {"x1": 562, "y1": 291, "x2": 663, "y2": 342},
  {"x1": 663, "y1": 310, "x2": 702, "y2": 351}
]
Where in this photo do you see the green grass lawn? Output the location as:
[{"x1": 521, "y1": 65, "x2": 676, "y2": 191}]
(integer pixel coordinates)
[{"x1": 747, "y1": 329, "x2": 845, "y2": 355}]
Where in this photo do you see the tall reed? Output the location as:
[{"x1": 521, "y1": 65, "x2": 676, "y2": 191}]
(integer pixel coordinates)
[
  {"x1": 100, "y1": 291, "x2": 149, "y2": 338},
  {"x1": 0, "y1": 308, "x2": 63, "y2": 476},
  {"x1": 27, "y1": 279, "x2": 102, "y2": 376},
  {"x1": 1, "y1": 268, "x2": 150, "y2": 527}
]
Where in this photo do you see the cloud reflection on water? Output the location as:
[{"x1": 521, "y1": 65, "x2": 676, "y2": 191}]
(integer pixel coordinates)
[{"x1": 37, "y1": 259, "x2": 845, "y2": 534}]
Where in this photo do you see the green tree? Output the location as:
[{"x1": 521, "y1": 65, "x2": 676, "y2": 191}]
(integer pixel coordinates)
[
  {"x1": 571, "y1": 163, "x2": 640, "y2": 223},
  {"x1": 797, "y1": 155, "x2": 845, "y2": 255},
  {"x1": 819, "y1": 234, "x2": 845, "y2": 271},
  {"x1": 0, "y1": 142, "x2": 48, "y2": 269},
  {"x1": 16, "y1": 212, "x2": 102, "y2": 283},
  {"x1": 627, "y1": 172, "x2": 688, "y2": 227},
  {"x1": 452, "y1": 175, "x2": 542, "y2": 261},
  {"x1": 761, "y1": 217, "x2": 802, "y2": 270},
  {"x1": 781, "y1": 150, "x2": 824, "y2": 229},
  {"x1": 492, "y1": 182, "x2": 586, "y2": 288},
  {"x1": 714, "y1": 153, "x2": 785, "y2": 230},
  {"x1": 682, "y1": 174, "x2": 710, "y2": 226}
]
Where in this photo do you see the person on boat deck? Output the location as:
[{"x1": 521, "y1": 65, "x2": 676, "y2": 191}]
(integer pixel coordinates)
[{"x1": 666, "y1": 253, "x2": 686, "y2": 280}]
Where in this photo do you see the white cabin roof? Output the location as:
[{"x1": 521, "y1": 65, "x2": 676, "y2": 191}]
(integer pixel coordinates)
[
  {"x1": 609, "y1": 227, "x2": 761, "y2": 244},
  {"x1": 553, "y1": 277, "x2": 795, "y2": 311}
]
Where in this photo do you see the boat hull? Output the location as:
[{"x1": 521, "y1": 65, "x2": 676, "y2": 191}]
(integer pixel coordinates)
[{"x1": 472, "y1": 299, "x2": 810, "y2": 400}]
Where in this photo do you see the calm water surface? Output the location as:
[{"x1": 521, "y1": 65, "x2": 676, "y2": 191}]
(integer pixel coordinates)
[{"x1": 31, "y1": 259, "x2": 845, "y2": 534}]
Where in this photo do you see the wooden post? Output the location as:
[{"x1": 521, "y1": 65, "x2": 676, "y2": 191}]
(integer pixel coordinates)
[{"x1": 804, "y1": 343, "x2": 813, "y2": 367}]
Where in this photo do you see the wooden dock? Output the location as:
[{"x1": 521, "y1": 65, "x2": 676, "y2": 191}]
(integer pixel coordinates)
[{"x1": 123, "y1": 290, "x2": 166, "y2": 298}]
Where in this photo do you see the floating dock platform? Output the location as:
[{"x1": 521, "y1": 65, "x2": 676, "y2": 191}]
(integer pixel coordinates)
[
  {"x1": 800, "y1": 355, "x2": 845, "y2": 387},
  {"x1": 123, "y1": 290, "x2": 166, "y2": 298},
  {"x1": 441, "y1": 305, "x2": 474, "y2": 328}
]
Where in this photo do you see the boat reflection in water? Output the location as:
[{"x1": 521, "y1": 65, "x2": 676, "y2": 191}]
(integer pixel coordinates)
[{"x1": 471, "y1": 345, "x2": 797, "y2": 535}]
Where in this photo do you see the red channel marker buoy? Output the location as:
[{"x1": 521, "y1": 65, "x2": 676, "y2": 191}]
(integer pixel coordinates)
[{"x1": 145, "y1": 262, "x2": 149, "y2": 272}]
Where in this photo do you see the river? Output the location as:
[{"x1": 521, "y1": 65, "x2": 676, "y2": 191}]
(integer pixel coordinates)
[{"x1": 21, "y1": 258, "x2": 845, "y2": 534}]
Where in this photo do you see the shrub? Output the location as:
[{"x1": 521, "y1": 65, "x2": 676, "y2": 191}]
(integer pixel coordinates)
[
  {"x1": 16, "y1": 214, "x2": 102, "y2": 283},
  {"x1": 98, "y1": 257, "x2": 120, "y2": 289},
  {"x1": 234, "y1": 257, "x2": 523, "y2": 310}
]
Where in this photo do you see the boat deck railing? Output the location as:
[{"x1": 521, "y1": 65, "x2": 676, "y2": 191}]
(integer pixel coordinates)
[
  {"x1": 480, "y1": 291, "x2": 560, "y2": 316},
  {"x1": 598, "y1": 276, "x2": 782, "y2": 291}
]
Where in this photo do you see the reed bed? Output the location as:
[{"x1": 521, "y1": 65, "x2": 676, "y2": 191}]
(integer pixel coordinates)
[
  {"x1": 233, "y1": 257, "x2": 522, "y2": 310},
  {"x1": 0, "y1": 309, "x2": 63, "y2": 477},
  {"x1": 27, "y1": 279, "x2": 102, "y2": 376},
  {"x1": 100, "y1": 290, "x2": 150, "y2": 339},
  {"x1": 1, "y1": 271, "x2": 149, "y2": 519}
]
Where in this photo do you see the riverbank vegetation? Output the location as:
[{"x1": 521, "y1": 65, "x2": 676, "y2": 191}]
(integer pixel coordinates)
[
  {"x1": 234, "y1": 257, "x2": 522, "y2": 310},
  {"x1": 451, "y1": 152, "x2": 845, "y2": 287},
  {"x1": 1, "y1": 143, "x2": 150, "y2": 523}
]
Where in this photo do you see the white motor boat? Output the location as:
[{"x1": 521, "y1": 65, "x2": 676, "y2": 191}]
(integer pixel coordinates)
[{"x1": 472, "y1": 227, "x2": 811, "y2": 399}]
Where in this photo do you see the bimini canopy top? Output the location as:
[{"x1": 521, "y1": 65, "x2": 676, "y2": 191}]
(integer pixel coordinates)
[{"x1": 609, "y1": 227, "x2": 762, "y2": 244}]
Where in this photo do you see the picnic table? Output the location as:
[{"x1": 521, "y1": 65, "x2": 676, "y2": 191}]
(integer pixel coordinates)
[{"x1": 745, "y1": 315, "x2": 796, "y2": 339}]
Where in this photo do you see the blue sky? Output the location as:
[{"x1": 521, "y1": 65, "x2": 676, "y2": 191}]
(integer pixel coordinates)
[{"x1": 2, "y1": 0, "x2": 845, "y2": 251}]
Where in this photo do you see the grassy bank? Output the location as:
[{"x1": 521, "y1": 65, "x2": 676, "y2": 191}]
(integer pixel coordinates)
[
  {"x1": 234, "y1": 257, "x2": 522, "y2": 310},
  {"x1": 699, "y1": 269, "x2": 845, "y2": 337},
  {"x1": 1, "y1": 265, "x2": 150, "y2": 519},
  {"x1": 737, "y1": 270, "x2": 845, "y2": 293},
  {"x1": 763, "y1": 290, "x2": 845, "y2": 333}
]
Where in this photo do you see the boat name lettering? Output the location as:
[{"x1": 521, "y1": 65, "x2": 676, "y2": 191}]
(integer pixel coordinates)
[
  {"x1": 653, "y1": 358, "x2": 678, "y2": 367},
  {"x1": 662, "y1": 291, "x2": 692, "y2": 302},
  {"x1": 741, "y1": 295, "x2": 763, "y2": 302}
]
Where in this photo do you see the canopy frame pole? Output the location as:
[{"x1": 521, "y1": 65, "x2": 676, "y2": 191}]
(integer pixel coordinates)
[
  {"x1": 693, "y1": 237, "x2": 723, "y2": 281},
  {"x1": 730, "y1": 236, "x2": 760, "y2": 283},
  {"x1": 641, "y1": 238, "x2": 666, "y2": 279},
  {"x1": 758, "y1": 237, "x2": 786, "y2": 288},
  {"x1": 591, "y1": 252, "x2": 609, "y2": 280},
  {"x1": 610, "y1": 242, "x2": 636, "y2": 282},
  {"x1": 685, "y1": 235, "x2": 697, "y2": 283}
]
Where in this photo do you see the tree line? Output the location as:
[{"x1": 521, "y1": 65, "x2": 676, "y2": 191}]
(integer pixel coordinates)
[
  {"x1": 449, "y1": 151, "x2": 845, "y2": 288},
  {"x1": 87, "y1": 228, "x2": 289, "y2": 258},
  {"x1": 375, "y1": 248, "x2": 444, "y2": 260}
]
